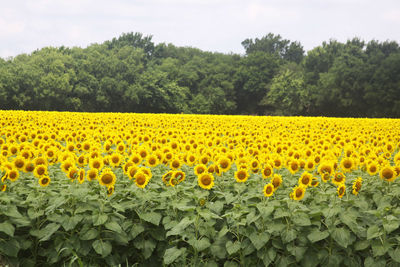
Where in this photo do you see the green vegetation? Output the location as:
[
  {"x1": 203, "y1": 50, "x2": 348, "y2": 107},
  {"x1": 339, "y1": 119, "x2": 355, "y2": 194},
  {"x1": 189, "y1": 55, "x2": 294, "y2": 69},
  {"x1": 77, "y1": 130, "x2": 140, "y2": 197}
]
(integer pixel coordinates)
[{"x1": 0, "y1": 32, "x2": 399, "y2": 117}]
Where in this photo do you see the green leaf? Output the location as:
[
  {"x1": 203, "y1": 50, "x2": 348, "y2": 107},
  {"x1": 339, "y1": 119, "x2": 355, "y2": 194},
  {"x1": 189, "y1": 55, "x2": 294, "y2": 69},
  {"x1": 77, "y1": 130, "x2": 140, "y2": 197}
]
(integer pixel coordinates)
[
  {"x1": 307, "y1": 229, "x2": 329, "y2": 243},
  {"x1": 210, "y1": 237, "x2": 228, "y2": 259},
  {"x1": 166, "y1": 217, "x2": 194, "y2": 237},
  {"x1": 282, "y1": 229, "x2": 297, "y2": 243},
  {"x1": 93, "y1": 213, "x2": 108, "y2": 226},
  {"x1": 80, "y1": 229, "x2": 98, "y2": 240},
  {"x1": 226, "y1": 240, "x2": 241, "y2": 255},
  {"x1": 62, "y1": 215, "x2": 83, "y2": 231},
  {"x1": 0, "y1": 239, "x2": 20, "y2": 257},
  {"x1": 92, "y1": 240, "x2": 112, "y2": 257},
  {"x1": 257, "y1": 205, "x2": 275, "y2": 220},
  {"x1": 130, "y1": 224, "x2": 145, "y2": 239},
  {"x1": 274, "y1": 208, "x2": 290, "y2": 219},
  {"x1": 0, "y1": 221, "x2": 15, "y2": 236},
  {"x1": 354, "y1": 240, "x2": 370, "y2": 251},
  {"x1": 383, "y1": 219, "x2": 400, "y2": 234},
  {"x1": 164, "y1": 247, "x2": 186, "y2": 265},
  {"x1": 367, "y1": 225, "x2": 381, "y2": 240},
  {"x1": 143, "y1": 239, "x2": 156, "y2": 259},
  {"x1": 105, "y1": 221, "x2": 123, "y2": 234},
  {"x1": 371, "y1": 239, "x2": 390, "y2": 257},
  {"x1": 292, "y1": 212, "x2": 312, "y2": 226},
  {"x1": 331, "y1": 227, "x2": 351, "y2": 248},
  {"x1": 191, "y1": 237, "x2": 211, "y2": 252},
  {"x1": 39, "y1": 223, "x2": 61, "y2": 241},
  {"x1": 138, "y1": 212, "x2": 162, "y2": 226},
  {"x1": 389, "y1": 246, "x2": 400, "y2": 263},
  {"x1": 249, "y1": 232, "x2": 270, "y2": 250}
]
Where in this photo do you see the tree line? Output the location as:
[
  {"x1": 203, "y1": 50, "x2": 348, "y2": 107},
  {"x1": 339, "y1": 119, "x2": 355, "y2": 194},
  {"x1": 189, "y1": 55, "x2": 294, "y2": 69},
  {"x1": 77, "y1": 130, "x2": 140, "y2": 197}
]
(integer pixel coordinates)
[{"x1": 0, "y1": 32, "x2": 399, "y2": 117}]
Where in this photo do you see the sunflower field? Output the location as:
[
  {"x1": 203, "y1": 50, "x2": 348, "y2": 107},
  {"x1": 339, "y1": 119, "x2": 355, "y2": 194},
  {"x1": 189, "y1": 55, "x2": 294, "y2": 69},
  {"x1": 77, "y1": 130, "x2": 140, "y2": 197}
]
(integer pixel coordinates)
[{"x1": 1, "y1": 110, "x2": 400, "y2": 266}]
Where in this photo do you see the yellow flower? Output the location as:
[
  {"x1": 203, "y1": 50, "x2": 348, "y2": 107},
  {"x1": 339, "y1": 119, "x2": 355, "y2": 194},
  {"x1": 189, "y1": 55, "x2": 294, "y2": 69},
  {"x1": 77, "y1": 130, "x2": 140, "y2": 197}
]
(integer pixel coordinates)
[
  {"x1": 298, "y1": 171, "x2": 312, "y2": 188},
  {"x1": 134, "y1": 171, "x2": 149, "y2": 189},
  {"x1": 234, "y1": 169, "x2": 249, "y2": 183},
  {"x1": 337, "y1": 184, "x2": 346, "y2": 198},
  {"x1": 262, "y1": 164, "x2": 273, "y2": 179},
  {"x1": 291, "y1": 185, "x2": 305, "y2": 201},
  {"x1": 263, "y1": 183, "x2": 274, "y2": 197},
  {"x1": 198, "y1": 172, "x2": 214, "y2": 190},
  {"x1": 99, "y1": 168, "x2": 116, "y2": 187},
  {"x1": 380, "y1": 165, "x2": 396, "y2": 182},
  {"x1": 39, "y1": 176, "x2": 51, "y2": 187}
]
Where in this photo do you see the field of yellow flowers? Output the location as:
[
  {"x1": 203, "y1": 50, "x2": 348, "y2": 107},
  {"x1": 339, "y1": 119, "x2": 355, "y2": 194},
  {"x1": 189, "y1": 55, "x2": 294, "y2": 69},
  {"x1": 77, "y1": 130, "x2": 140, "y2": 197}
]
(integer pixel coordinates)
[{"x1": 1, "y1": 110, "x2": 400, "y2": 266}]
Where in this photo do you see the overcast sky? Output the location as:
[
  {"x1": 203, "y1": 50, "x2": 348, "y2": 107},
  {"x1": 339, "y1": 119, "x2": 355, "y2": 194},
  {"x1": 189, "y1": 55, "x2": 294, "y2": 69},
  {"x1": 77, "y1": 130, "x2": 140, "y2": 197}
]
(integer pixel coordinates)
[{"x1": 1, "y1": 0, "x2": 400, "y2": 58}]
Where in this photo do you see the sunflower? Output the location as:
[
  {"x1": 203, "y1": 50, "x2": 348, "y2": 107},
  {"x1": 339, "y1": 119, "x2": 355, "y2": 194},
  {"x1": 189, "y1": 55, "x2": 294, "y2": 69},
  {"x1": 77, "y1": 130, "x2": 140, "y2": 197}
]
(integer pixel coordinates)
[
  {"x1": 380, "y1": 165, "x2": 396, "y2": 182},
  {"x1": 273, "y1": 156, "x2": 283, "y2": 169},
  {"x1": 138, "y1": 167, "x2": 152, "y2": 179},
  {"x1": 310, "y1": 177, "x2": 319, "y2": 187},
  {"x1": 162, "y1": 171, "x2": 174, "y2": 186},
  {"x1": 39, "y1": 176, "x2": 51, "y2": 187},
  {"x1": 173, "y1": 170, "x2": 186, "y2": 183},
  {"x1": 61, "y1": 160, "x2": 75, "y2": 173},
  {"x1": 199, "y1": 155, "x2": 209, "y2": 165},
  {"x1": 198, "y1": 172, "x2": 214, "y2": 190},
  {"x1": 291, "y1": 185, "x2": 305, "y2": 201},
  {"x1": 138, "y1": 147, "x2": 148, "y2": 159},
  {"x1": 340, "y1": 157, "x2": 354, "y2": 173},
  {"x1": 7, "y1": 169, "x2": 19, "y2": 182},
  {"x1": 67, "y1": 167, "x2": 79, "y2": 180},
  {"x1": 317, "y1": 161, "x2": 334, "y2": 177},
  {"x1": 78, "y1": 169, "x2": 85, "y2": 184},
  {"x1": 109, "y1": 153, "x2": 123, "y2": 168},
  {"x1": 207, "y1": 164, "x2": 216, "y2": 173},
  {"x1": 304, "y1": 160, "x2": 315, "y2": 171},
  {"x1": 218, "y1": 157, "x2": 231, "y2": 172},
  {"x1": 352, "y1": 177, "x2": 362, "y2": 195},
  {"x1": 261, "y1": 164, "x2": 273, "y2": 179},
  {"x1": 0, "y1": 184, "x2": 6, "y2": 192},
  {"x1": 87, "y1": 169, "x2": 98, "y2": 181},
  {"x1": 170, "y1": 158, "x2": 182, "y2": 170},
  {"x1": 129, "y1": 154, "x2": 142, "y2": 165},
  {"x1": 271, "y1": 174, "x2": 283, "y2": 189},
  {"x1": 12, "y1": 156, "x2": 25, "y2": 170},
  {"x1": 234, "y1": 169, "x2": 249, "y2": 183},
  {"x1": 194, "y1": 164, "x2": 207, "y2": 176},
  {"x1": 263, "y1": 183, "x2": 274, "y2": 197},
  {"x1": 134, "y1": 171, "x2": 149, "y2": 189},
  {"x1": 107, "y1": 186, "x2": 115, "y2": 196},
  {"x1": 332, "y1": 172, "x2": 346, "y2": 186},
  {"x1": 127, "y1": 165, "x2": 139, "y2": 179},
  {"x1": 288, "y1": 159, "x2": 300, "y2": 174},
  {"x1": 169, "y1": 177, "x2": 178, "y2": 187},
  {"x1": 99, "y1": 168, "x2": 116, "y2": 187},
  {"x1": 299, "y1": 171, "x2": 312, "y2": 188},
  {"x1": 186, "y1": 153, "x2": 197, "y2": 166},
  {"x1": 34, "y1": 165, "x2": 47, "y2": 179},
  {"x1": 34, "y1": 156, "x2": 48, "y2": 167},
  {"x1": 367, "y1": 162, "x2": 379, "y2": 176},
  {"x1": 24, "y1": 160, "x2": 35, "y2": 172},
  {"x1": 146, "y1": 155, "x2": 158, "y2": 167},
  {"x1": 337, "y1": 184, "x2": 346, "y2": 198}
]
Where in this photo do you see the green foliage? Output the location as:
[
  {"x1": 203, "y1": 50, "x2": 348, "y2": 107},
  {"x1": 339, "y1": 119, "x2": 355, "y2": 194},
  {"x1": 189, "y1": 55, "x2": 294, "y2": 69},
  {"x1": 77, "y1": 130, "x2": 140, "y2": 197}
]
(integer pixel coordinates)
[
  {"x1": 0, "y1": 32, "x2": 399, "y2": 117},
  {"x1": 2, "y1": 166, "x2": 400, "y2": 266}
]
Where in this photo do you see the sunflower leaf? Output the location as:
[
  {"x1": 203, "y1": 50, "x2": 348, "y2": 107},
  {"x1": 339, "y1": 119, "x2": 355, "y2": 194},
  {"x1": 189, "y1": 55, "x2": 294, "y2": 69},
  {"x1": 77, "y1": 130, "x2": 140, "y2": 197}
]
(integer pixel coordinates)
[
  {"x1": 92, "y1": 240, "x2": 112, "y2": 257},
  {"x1": 163, "y1": 247, "x2": 186, "y2": 265},
  {"x1": 0, "y1": 221, "x2": 15, "y2": 237}
]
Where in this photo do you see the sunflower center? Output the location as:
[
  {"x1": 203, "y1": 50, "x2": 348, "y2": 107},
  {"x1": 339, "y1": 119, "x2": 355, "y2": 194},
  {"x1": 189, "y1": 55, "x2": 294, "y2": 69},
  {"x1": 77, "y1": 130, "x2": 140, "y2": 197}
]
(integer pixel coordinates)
[
  {"x1": 343, "y1": 160, "x2": 352, "y2": 169},
  {"x1": 93, "y1": 161, "x2": 100, "y2": 168},
  {"x1": 112, "y1": 156, "x2": 119, "y2": 164},
  {"x1": 238, "y1": 171, "x2": 246, "y2": 180},
  {"x1": 295, "y1": 188, "x2": 303, "y2": 198},
  {"x1": 302, "y1": 177, "x2": 310, "y2": 184},
  {"x1": 266, "y1": 186, "x2": 273, "y2": 194},
  {"x1": 264, "y1": 168, "x2": 271, "y2": 176},
  {"x1": 136, "y1": 175, "x2": 146, "y2": 185},
  {"x1": 382, "y1": 168, "x2": 394, "y2": 179},
  {"x1": 42, "y1": 178, "x2": 49, "y2": 184},
  {"x1": 37, "y1": 168, "x2": 45, "y2": 176},
  {"x1": 15, "y1": 160, "x2": 24, "y2": 168},
  {"x1": 201, "y1": 175, "x2": 211, "y2": 186},
  {"x1": 102, "y1": 174, "x2": 113, "y2": 184},
  {"x1": 9, "y1": 171, "x2": 17, "y2": 179},
  {"x1": 370, "y1": 166, "x2": 376, "y2": 172}
]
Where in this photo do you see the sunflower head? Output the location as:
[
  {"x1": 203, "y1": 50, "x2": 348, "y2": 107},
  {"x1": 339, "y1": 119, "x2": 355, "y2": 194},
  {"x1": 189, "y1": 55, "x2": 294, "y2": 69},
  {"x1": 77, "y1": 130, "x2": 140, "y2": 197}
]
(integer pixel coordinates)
[
  {"x1": 299, "y1": 171, "x2": 312, "y2": 187},
  {"x1": 198, "y1": 173, "x2": 214, "y2": 190},
  {"x1": 99, "y1": 168, "x2": 116, "y2": 187},
  {"x1": 291, "y1": 185, "x2": 305, "y2": 201},
  {"x1": 271, "y1": 174, "x2": 283, "y2": 189},
  {"x1": 39, "y1": 176, "x2": 51, "y2": 187},
  {"x1": 380, "y1": 166, "x2": 396, "y2": 182},
  {"x1": 134, "y1": 171, "x2": 149, "y2": 189},
  {"x1": 235, "y1": 169, "x2": 249, "y2": 183},
  {"x1": 87, "y1": 169, "x2": 98, "y2": 181},
  {"x1": 263, "y1": 183, "x2": 274, "y2": 197},
  {"x1": 337, "y1": 184, "x2": 346, "y2": 198}
]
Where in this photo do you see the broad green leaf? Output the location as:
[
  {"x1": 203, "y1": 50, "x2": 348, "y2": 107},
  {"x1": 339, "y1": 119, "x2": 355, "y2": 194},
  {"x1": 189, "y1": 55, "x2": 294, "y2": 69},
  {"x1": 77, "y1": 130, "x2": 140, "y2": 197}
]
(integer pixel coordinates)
[
  {"x1": 191, "y1": 237, "x2": 211, "y2": 252},
  {"x1": 257, "y1": 205, "x2": 275, "y2": 220},
  {"x1": 166, "y1": 217, "x2": 194, "y2": 237},
  {"x1": 80, "y1": 229, "x2": 98, "y2": 240},
  {"x1": 93, "y1": 213, "x2": 108, "y2": 226},
  {"x1": 138, "y1": 212, "x2": 162, "y2": 226},
  {"x1": 0, "y1": 239, "x2": 20, "y2": 257},
  {"x1": 39, "y1": 223, "x2": 60, "y2": 241},
  {"x1": 371, "y1": 239, "x2": 390, "y2": 257},
  {"x1": 389, "y1": 247, "x2": 400, "y2": 263},
  {"x1": 383, "y1": 219, "x2": 400, "y2": 234},
  {"x1": 142, "y1": 239, "x2": 156, "y2": 259},
  {"x1": 62, "y1": 215, "x2": 83, "y2": 231},
  {"x1": 105, "y1": 221, "x2": 123, "y2": 233},
  {"x1": 210, "y1": 237, "x2": 228, "y2": 259},
  {"x1": 249, "y1": 232, "x2": 270, "y2": 250},
  {"x1": 331, "y1": 228, "x2": 351, "y2": 248},
  {"x1": 226, "y1": 240, "x2": 241, "y2": 255},
  {"x1": 130, "y1": 224, "x2": 145, "y2": 239},
  {"x1": 92, "y1": 240, "x2": 112, "y2": 257},
  {"x1": 282, "y1": 229, "x2": 297, "y2": 243},
  {"x1": 367, "y1": 225, "x2": 381, "y2": 240},
  {"x1": 164, "y1": 247, "x2": 186, "y2": 265},
  {"x1": 354, "y1": 240, "x2": 370, "y2": 251},
  {"x1": 0, "y1": 222, "x2": 15, "y2": 236},
  {"x1": 292, "y1": 212, "x2": 311, "y2": 226},
  {"x1": 307, "y1": 229, "x2": 329, "y2": 243}
]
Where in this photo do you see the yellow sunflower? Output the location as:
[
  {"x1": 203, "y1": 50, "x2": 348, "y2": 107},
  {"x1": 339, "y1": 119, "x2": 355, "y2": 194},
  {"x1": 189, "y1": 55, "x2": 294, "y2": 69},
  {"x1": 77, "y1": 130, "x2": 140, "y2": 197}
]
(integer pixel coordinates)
[
  {"x1": 86, "y1": 169, "x2": 98, "y2": 181},
  {"x1": 337, "y1": 184, "x2": 346, "y2": 198},
  {"x1": 263, "y1": 183, "x2": 274, "y2": 197},
  {"x1": 194, "y1": 164, "x2": 207, "y2": 176},
  {"x1": 134, "y1": 171, "x2": 149, "y2": 189},
  {"x1": 332, "y1": 172, "x2": 346, "y2": 186},
  {"x1": 352, "y1": 177, "x2": 362, "y2": 195},
  {"x1": 39, "y1": 176, "x2": 51, "y2": 187},
  {"x1": 198, "y1": 172, "x2": 214, "y2": 190},
  {"x1": 380, "y1": 165, "x2": 396, "y2": 182},
  {"x1": 234, "y1": 169, "x2": 249, "y2": 183},
  {"x1": 298, "y1": 171, "x2": 312, "y2": 188},
  {"x1": 262, "y1": 164, "x2": 273, "y2": 179},
  {"x1": 99, "y1": 168, "x2": 116, "y2": 187},
  {"x1": 291, "y1": 185, "x2": 305, "y2": 201},
  {"x1": 271, "y1": 174, "x2": 283, "y2": 189},
  {"x1": 7, "y1": 169, "x2": 20, "y2": 182}
]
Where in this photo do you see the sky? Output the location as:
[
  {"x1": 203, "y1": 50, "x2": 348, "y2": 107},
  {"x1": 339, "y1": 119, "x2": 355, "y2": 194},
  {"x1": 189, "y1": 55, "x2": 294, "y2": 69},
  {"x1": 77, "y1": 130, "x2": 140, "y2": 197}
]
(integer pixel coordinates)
[{"x1": 1, "y1": 0, "x2": 400, "y2": 58}]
